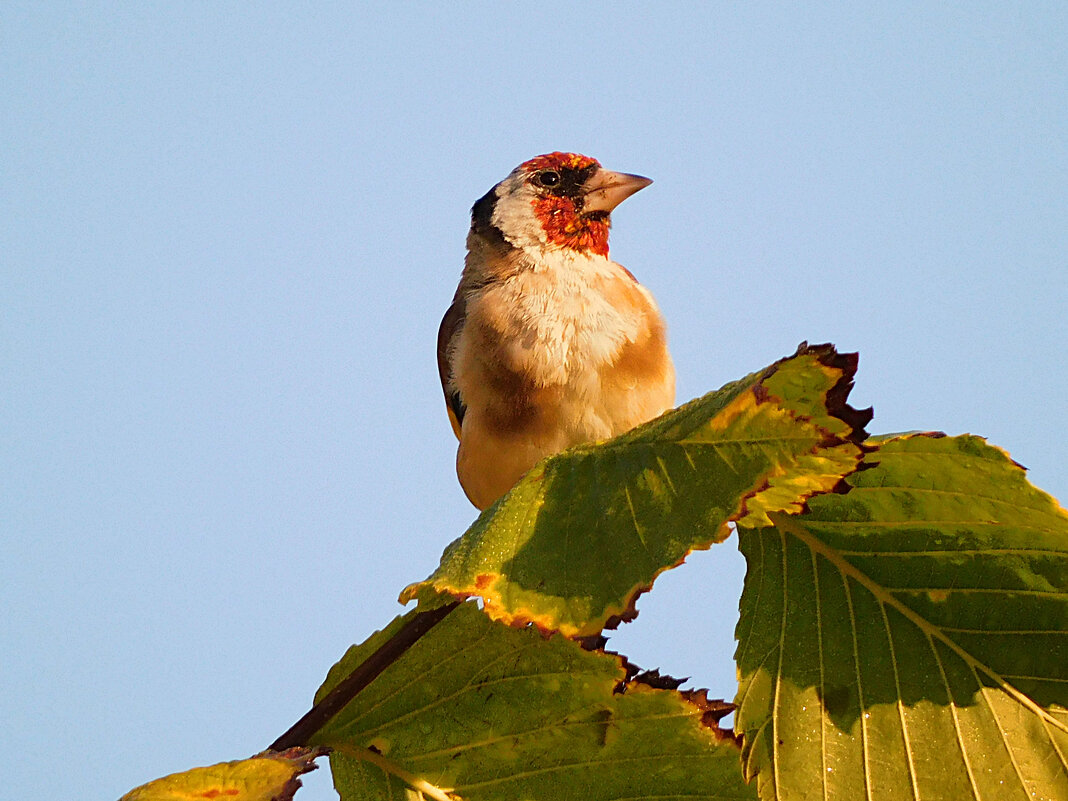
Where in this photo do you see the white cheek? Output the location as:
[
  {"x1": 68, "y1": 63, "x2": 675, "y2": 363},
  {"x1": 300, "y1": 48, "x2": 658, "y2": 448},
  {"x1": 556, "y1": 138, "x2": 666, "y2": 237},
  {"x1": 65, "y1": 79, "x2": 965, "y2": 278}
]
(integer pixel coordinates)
[{"x1": 490, "y1": 179, "x2": 549, "y2": 250}]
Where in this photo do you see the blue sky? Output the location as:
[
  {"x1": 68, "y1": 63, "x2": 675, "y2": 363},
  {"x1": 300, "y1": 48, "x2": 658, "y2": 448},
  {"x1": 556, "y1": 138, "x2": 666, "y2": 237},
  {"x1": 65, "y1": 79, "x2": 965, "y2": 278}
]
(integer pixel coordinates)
[{"x1": 3, "y1": 4, "x2": 1065, "y2": 799}]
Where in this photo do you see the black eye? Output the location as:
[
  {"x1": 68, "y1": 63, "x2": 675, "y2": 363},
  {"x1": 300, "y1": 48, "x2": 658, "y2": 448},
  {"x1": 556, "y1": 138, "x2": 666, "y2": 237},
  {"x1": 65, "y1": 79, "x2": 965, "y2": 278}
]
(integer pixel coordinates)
[{"x1": 537, "y1": 170, "x2": 561, "y2": 187}]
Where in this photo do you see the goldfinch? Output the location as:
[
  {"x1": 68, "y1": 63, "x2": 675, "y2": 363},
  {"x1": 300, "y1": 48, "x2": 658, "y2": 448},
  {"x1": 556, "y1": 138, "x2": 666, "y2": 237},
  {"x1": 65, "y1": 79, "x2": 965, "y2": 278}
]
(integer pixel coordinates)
[{"x1": 438, "y1": 152, "x2": 675, "y2": 509}]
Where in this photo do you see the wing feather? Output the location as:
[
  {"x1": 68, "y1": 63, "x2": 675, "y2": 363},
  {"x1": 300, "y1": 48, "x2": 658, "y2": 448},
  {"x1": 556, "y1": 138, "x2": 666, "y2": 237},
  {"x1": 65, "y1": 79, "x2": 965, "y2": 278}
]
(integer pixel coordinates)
[{"x1": 437, "y1": 299, "x2": 466, "y2": 440}]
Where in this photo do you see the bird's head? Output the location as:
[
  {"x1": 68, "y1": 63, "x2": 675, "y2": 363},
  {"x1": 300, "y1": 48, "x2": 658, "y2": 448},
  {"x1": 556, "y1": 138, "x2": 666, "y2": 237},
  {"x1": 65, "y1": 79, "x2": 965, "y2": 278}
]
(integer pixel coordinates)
[{"x1": 472, "y1": 152, "x2": 652, "y2": 258}]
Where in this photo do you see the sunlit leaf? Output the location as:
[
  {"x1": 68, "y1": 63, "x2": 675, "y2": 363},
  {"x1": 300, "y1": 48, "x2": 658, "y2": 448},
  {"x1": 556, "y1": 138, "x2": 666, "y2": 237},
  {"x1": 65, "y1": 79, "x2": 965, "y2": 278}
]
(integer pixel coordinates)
[
  {"x1": 404, "y1": 345, "x2": 869, "y2": 637},
  {"x1": 735, "y1": 433, "x2": 1068, "y2": 800},
  {"x1": 313, "y1": 602, "x2": 753, "y2": 801},
  {"x1": 119, "y1": 747, "x2": 325, "y2": 801}
]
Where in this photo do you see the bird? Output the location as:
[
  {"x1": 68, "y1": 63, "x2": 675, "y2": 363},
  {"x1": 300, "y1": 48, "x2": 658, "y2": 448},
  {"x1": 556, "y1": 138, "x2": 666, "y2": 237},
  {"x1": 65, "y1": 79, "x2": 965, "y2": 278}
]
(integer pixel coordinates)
[{"x1": 437, "y1": 152, "x2": 675, "y2": 510}]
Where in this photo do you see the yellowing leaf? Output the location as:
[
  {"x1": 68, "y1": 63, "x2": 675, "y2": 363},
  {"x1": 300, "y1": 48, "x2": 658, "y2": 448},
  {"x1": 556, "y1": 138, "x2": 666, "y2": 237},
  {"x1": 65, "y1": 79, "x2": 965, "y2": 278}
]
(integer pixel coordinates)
[
  {"x1": 120, "y1": 747, "x2": 326, "y2": 801},
  {"x1": 403, "y1": 344, "x2": 870, "y2": 637}
]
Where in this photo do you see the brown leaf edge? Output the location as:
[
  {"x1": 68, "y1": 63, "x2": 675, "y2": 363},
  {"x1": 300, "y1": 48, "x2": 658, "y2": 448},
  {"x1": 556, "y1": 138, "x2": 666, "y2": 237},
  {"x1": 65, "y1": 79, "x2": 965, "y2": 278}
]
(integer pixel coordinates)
[
  {"x1": 577, "y1": 635, "x2": 741, "y2": 747},
  {"x1": 592, "y1": 346, "x2": 879, "y2": 753},
  {"x1": 402, "y1": 343, "x2": 872, "y2": 639},
  {"x1": 771, "y1": 341, "x2": 873, "y2": 454},
  {"x1": 598, "y1": 342, "x2": 874, "y2": 633}
]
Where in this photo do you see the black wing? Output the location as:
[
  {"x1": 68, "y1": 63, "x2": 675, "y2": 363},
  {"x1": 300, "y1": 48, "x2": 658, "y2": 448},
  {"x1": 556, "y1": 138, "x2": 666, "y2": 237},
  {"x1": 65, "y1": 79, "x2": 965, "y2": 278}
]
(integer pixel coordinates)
[{"x1": 437, "y1": 299, "x2": 466, "y2": 439}]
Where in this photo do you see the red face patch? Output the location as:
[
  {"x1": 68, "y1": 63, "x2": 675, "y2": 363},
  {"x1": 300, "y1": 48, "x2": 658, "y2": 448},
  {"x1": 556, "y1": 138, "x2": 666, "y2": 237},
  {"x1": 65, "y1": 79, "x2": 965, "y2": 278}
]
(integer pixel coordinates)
[
  {"x1": 520, "y1": 152, "x2": 610, "y2": 257},
  {"x1": 531, "y1": 194, "x2": 611, "y2": 257}
]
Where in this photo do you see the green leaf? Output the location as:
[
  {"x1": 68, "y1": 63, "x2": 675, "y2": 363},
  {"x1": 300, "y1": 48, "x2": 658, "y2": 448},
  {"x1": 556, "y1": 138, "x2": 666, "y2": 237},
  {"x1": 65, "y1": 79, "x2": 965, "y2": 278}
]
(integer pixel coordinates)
[
  {"x1": 119, "y1": 747, "x2": 326, "y2": 801},
  {"x1": 404, "y1": 344, "x2": 869, "y2": 637},
  {"x1": 312, "y1": 602, "x2": 754, "y2": 801},
  {"x1": 735, "y1": 433, "x2": 1068, "y2": 800}
]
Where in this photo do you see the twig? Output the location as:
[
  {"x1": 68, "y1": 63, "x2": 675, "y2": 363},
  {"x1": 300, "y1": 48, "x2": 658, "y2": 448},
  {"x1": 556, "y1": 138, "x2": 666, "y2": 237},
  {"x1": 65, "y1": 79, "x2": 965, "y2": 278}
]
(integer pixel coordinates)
[{"x1": 269, "y1": 601, "x2": 460, "y2": 751}]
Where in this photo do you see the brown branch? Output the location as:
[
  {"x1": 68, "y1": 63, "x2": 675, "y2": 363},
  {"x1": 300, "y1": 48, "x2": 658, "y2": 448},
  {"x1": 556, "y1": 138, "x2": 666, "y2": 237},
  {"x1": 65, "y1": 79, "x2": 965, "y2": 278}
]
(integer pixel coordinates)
[{"x1": 269, "y1": 601, "x2": 460, "y2": 751}]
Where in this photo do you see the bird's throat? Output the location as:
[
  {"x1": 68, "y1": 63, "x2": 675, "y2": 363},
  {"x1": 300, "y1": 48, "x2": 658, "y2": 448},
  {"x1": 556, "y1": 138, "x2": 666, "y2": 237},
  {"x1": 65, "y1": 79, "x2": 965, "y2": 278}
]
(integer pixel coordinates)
[{"x1": 530, "y1": 195, "x2": 611, "y2": 257}]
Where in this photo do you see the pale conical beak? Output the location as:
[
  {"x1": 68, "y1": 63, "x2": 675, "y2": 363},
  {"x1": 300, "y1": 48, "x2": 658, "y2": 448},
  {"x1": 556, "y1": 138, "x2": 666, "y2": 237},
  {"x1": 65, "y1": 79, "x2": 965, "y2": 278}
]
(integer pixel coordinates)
[{"x1": 580, "y1": 169, "x2": 653, "y2": 214}]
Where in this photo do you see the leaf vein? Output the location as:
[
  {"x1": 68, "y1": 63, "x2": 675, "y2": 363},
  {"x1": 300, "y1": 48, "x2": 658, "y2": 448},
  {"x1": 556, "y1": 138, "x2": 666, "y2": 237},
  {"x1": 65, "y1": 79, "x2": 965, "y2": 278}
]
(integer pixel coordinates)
[
  {"x1": 927, "y1": 635, "x2": 983, "y2": 800},
  {"x1": 879, "y1": 603, "x2": 920, "y2": 800},
  {"x1": 840, "y1": 572, "x2": 874, "y2": 801}
]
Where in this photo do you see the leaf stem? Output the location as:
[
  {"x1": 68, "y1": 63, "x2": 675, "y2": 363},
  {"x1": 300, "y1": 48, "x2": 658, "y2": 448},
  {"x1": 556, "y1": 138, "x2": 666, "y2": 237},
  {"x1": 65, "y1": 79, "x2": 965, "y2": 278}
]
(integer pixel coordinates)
[{"x1": 331, "y1": 742, "x2": 458, "y2": 801}]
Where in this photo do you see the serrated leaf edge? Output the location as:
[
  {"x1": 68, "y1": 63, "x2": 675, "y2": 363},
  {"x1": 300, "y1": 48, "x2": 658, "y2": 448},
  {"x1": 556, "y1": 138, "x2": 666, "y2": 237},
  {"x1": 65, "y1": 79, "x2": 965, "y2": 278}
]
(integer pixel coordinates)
[{"x1": 406, "y1": 349, "x2": 870, "y2": 641}]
